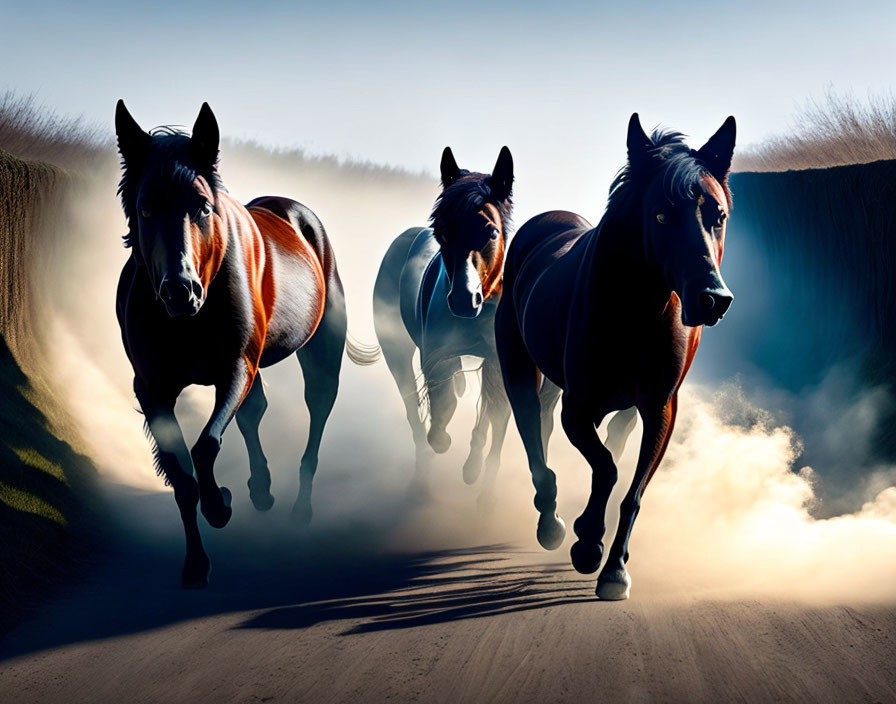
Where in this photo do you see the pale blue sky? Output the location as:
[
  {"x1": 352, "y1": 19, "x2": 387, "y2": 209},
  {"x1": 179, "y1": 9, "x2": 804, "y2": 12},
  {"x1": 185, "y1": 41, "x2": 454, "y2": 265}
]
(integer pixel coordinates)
[{"x1": 2, "y1": 0, "x2": 894, "y2": 216}]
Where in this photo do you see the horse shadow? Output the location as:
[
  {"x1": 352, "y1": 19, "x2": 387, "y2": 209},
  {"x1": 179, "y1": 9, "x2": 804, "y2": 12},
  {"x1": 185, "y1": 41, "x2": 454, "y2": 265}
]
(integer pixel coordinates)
[
  {"x1": 0, "y1": 472, "x2": 595, "y2": 662},
  {"x1": 237, "y1": 551, "x2": 595, "y2": 635}
]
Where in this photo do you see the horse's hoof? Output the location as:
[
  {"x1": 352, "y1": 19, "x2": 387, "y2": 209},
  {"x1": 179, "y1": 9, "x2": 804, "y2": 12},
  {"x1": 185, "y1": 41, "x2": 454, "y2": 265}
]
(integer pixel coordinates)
[
  {"x1": 462, "y1": 456, "x2": 483, "y2": 485},
  {"x1": 249, "y1": 489, "x2": 275, "y2": 512},
  {"x1": 570, "y1": 539, "x2": 603, "y2": 574},
  {"x1": 202, "y1": 487, "x2": 232, "y2": 529},
  {"x1": 181, "y1": 556, "x2": 211, "y2": 589},
  {"x1": 292, "y1": 501, "x2": 312, "y2": 526},
  {"x1": 428, "y1": 428, "x2": 451, "y2": 454},
  {"x1": 248, "y1": 478, "x2": 274, "y2": 511},
  {"x1": 536, "y1": 512, "x2": 566, "y2": 550},
  {"x1": 596, "y1": 568, "x2": 631, "y2": 601}
]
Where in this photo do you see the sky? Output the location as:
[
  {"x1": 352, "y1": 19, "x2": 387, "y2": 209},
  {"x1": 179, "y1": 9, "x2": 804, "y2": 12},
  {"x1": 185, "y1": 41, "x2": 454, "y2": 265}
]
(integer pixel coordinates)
[{"x1": 2, "y1": 0, "x2": 896, "y2": 218}]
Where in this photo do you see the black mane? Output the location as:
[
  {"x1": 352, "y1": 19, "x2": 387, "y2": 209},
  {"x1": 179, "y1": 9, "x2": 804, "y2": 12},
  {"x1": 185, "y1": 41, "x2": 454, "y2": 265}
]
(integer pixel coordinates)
[
  {"x1": 118, "y1": 126, "x2": 223, "y2": 248},
  {"x1": 429, "y1": 171, "x2": 513, "y2": 237},
  {"x1": 605, "y1": 128, "x2": 730, "y2": 224}
]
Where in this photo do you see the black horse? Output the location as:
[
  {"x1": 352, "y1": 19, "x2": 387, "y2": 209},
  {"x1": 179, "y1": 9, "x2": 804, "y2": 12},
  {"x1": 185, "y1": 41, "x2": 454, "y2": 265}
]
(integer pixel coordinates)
[
  {"x1": 115, "y1": 101, "x2": 365, "y2": 587},
  {"x1": 495, "y1": 114, "x2": 736, "y2": 599},
  {"x1": 372, "y1": 147, "x2": 517, "y2": 500}
]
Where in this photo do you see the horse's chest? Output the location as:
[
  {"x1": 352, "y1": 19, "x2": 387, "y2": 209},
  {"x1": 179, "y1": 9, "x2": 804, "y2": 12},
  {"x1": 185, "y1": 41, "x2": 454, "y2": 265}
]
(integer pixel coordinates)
[
  {"x1": 576, "y1": 321, "x2": 690, "y2": 403},
  {"x1": 122, "y1": 282, "x2": 248, "y2": 388}
]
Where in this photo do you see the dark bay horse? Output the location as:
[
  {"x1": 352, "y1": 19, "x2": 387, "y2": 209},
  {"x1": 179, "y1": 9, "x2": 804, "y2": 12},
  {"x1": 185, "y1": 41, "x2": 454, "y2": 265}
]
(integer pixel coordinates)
[
  {"x1": 495, "y1": 114, "x2": 736, "y2": 599},
  {"x1": 373, "y1": 147, "x2": 517, "y2": 500},
  {"x1": 115, "y1": 101, "x2": 358, "y2": 588}
]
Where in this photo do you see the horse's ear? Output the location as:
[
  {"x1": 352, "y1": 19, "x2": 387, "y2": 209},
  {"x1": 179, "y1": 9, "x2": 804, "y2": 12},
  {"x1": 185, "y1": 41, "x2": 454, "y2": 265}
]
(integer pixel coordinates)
[
  {"x1": 626, "y1": 112, "x2": 652, "y2": 160},
  {"x1": 489, "y1": 146, "x2": 514, "y2": 201},
  {"x1": 697, "y1": 116, "x2": 736, "y2": 182},
  {"x1": 190, "y1": 102, "x2": 220, "y2": 170},
  {"x1": 440, "y1": 147, "x2": 461, "y2": 188},
  {"x1": 115, "y1": 100, "x2": 150, "y2": 165}
]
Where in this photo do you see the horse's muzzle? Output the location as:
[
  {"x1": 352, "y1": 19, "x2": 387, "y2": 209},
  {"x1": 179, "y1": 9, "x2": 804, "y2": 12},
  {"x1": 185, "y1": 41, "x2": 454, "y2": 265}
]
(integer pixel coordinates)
[
  {"x1": 160, "y1": 275, "x2": 204, "y2": 317},
  {"x1": 447, "y1": 288, "x2": 484, "y2": 319},
  {"x1": 683, "y1": 287, "x2": 733, "y2": 327}
]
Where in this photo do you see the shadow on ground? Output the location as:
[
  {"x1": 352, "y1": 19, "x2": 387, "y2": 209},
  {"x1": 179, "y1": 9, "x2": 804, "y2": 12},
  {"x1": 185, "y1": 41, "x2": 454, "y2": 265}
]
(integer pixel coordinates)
[{"x1": 0, "y1": 478, "x2": 593, "y2": 662}]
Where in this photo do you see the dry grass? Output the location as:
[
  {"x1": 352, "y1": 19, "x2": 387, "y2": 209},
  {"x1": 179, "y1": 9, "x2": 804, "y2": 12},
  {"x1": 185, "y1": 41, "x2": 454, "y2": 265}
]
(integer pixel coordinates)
[
  {"x1": 0, "y1": 92, "x2": 106, "y2": 168},
  {"x1": 223, "y1": 137, "x2": 431, "y2": 186},
  {"x1": 735, "y1": 90, "x2": 896, "y2": 172}
]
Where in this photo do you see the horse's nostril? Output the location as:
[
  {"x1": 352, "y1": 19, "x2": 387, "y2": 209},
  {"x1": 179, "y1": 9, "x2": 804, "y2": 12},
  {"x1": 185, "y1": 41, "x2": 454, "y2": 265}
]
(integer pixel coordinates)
[
  {"x1": 699, "y1": 292, "x2": 716, "y2": 310},
  {"x1": 473, "y1": 291, "x2": 484, "y2": 307},
  {"x1": 160, "y1": 278, "x2": 198, "y2": 306},
  {"x1": 159, "y1": 280, "x2": 175, "y2": 303}
]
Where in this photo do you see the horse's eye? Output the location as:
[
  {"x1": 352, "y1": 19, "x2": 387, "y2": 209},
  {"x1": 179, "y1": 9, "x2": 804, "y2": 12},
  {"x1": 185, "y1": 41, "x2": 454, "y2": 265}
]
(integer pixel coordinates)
[
  {"x1": 490, "y1": 228, "x2": 500, "y2": 240},
  {"x1": 656, "y1": 213, "x2": 667, "y2": 224},
  {"x1": 198, "y1": 201, "x2": 214, "y2": 219},
  {"x1": 140, "y1": 208, "x2": 151, "y2": 218}
]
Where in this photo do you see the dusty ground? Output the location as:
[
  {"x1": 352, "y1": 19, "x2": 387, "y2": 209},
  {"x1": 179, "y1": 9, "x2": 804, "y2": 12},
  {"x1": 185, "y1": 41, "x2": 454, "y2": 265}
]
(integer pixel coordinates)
[{"x1": 0, "y1": 489, "x2": 893, "y2": 704}]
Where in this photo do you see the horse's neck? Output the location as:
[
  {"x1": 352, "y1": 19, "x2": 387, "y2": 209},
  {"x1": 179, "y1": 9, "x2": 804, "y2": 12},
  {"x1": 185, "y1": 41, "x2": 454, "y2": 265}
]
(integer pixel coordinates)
[
  {"x1": 582, "y1": 216, "x2": 669, "y2": 318},
  {"x1": 213, "y1": 192, "x2": 252, "y2": 262}
]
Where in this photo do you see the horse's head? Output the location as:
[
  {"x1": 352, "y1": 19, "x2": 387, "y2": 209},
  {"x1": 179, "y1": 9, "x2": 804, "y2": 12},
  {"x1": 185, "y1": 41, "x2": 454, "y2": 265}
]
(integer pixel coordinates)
[
  {"x1": 115, "y1": 100, "x2": 226, "y2": 317},
  {"x1": 625, "y1": 113, "x2": 736, "y2": 327},
  {"x1": 431, "y1": 146, "x2": 513, "y2": 318}
]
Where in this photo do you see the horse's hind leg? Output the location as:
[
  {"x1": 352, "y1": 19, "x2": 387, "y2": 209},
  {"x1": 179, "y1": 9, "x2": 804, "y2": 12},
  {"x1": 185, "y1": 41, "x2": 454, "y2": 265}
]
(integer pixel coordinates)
[
  {"x1": 476, "y1": 362, "x2": 511, "y2": 507},
  {"x1": 597, "y1": 395, "x2": 677, "y2": 601},
  {"x1": 538, "y1": 378, "x2": 562, "y2": 457},
  {"x1": 236, "y1": 374, "x2": 274, "y2": 511},
  {"x1": 494, "y1": 301, "x2": 566, "y2": 550},
  {"x1": 604, "y1": 406, "x2": 638, "y2": 463},
  {"x1": 374, "y1": 318, "x2": 428, "y2": 469},
  {"x1": 462, "y1": 393, "x2": 489, "y2": 485},
  {"x1": 293, "y1": 294, "x2": 346, "y2": 525},
  {"x1": 135, "y1": 380, "x2": 209, "y2": 589},
  {"x1": 560, "y1": 398, "x2": 617, "y2": 576}
]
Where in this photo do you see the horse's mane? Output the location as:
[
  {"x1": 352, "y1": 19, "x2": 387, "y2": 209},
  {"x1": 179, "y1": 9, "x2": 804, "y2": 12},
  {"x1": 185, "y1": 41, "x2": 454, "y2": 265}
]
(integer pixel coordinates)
[
  {"x1": 734, "y1": 92, "x2": 896, "y2": 172},
  {"x1": 429, "y1": 172, "x2": 513, "y2": 235},
  {"x1": 604, "y1": 129, "x2": 730, "y2": 225},
  {"x1": 118, "y1": 126, "x2": 223, "y2": 248}
]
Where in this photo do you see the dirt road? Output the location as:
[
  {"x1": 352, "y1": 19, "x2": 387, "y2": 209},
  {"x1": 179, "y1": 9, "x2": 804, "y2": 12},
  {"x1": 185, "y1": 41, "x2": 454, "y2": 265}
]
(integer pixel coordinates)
[{"x1": 0, "y1": 488, "x2": 893, "y2": 704}]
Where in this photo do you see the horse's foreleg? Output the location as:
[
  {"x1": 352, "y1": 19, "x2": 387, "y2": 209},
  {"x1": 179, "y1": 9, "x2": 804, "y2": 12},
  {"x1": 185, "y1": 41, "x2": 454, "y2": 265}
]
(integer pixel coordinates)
[
  {"x1": 597, "y1": 394, "x2": 678, "y2": 600},
  {"x1": 135, "y1": 380, "x2": 209, "y2": 589},
  {"x1": 604, "y1": 406, "x2": 639, "y2": 464},
  {"x1": 236, "y1": 374, "x2": 274, "y2": 511},
  {"x1": 495, "y1": 302, "x2": 566, "y2": 550},
  {"x1": 294, "y1": 304, "x2": 345, "y2": 526},
  {"x1": 425, "y1": 358, "x2": 461, "y2": 454},
  {"x1": 192, "y1": 363, "x2": 252, "y2": 530},
  {"x1": 561, "y1": 399, "x2": 615, "y2": 575}
]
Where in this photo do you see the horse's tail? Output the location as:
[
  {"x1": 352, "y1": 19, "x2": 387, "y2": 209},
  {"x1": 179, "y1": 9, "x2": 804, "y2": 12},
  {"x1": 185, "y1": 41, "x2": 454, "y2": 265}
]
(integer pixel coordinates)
[{"x1": 345, "y1": 332, "x2": 382, "y2": 366}]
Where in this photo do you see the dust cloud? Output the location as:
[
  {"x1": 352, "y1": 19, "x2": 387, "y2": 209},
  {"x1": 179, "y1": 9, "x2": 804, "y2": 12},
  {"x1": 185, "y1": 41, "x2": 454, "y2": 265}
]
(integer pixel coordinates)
[{"x1": 27, "y1": 140, "x2": 896, "y2": 604}]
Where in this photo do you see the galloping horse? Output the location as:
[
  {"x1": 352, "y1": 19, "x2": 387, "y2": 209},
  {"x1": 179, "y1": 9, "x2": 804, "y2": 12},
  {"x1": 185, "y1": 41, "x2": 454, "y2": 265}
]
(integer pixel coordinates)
[
  {"x1": 373, "y1": 147, "x2": 516, "y2": 499},
  {"x1": 115, "y1": 101, "x2": 357, "y2": 588},
  {"x1": 495, "y1": 114, "x2": 736, "y2": 599}
]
